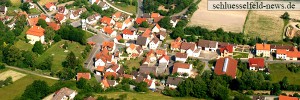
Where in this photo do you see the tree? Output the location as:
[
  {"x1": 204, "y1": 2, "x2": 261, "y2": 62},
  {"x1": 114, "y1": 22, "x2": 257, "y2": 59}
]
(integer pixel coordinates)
[
  {"x1": 37, "y1": 19, "x2": 47, "y2": 28},
  {"x1": 32, "y1": 41, "x2": 44, "y2": 54},
  {"x1": 281, "y1": 12, "x2": 290, "y2": 20},
  {"x1": 191, "y1": 77, "x2": 207, "y2": 98},
  {"x1": 158, "y1": 16, "x2": 172, "y2": 29},
  {"x1": 77, "y1": 78, "x2": 88, "y2": 89},
  {"x1": 20, "y1": 2, "x2": 30, "y2": 13},
  {"x1": 233, "y1": 94, "x2": 251, "y2": 100},
  {"x1": 271, "y1": 83, "x2": 281, "y2": 95},
  {"x1": 4, "y1": 77, "x2": 12, "y2": 85},
  {"x1": 280, "y1": 77, "x2": 289, "y2": 90},
  {"x1": 118, "y1": 39, "x2": 125, "y2": 43},
  {"x1": 80, "y1": 12, "x2": 91, "y2": 19},
  {"x1": 53, "y1": 34, "x2": 62, "y2": 42},
  {"x1": 57, "y1": 68, "x2": 76, "y2": 80},
  {"x1": 4, "y1": 46, "x2": 22, "y2": 66},
  {"x1": 208, "y1": 80, "x2": 229, "y2": 100},
  {"x1": 21, "y1": 80, "x2": 50, "y2": 100},
  {"x1": 0, "y1": 63, "x2": 5, "y2": 69},
  {"x1": 139, "y1": 21, "x2": 149, "y2": 28},
  {"x1": 64, "y1": 52, "x2": 79, "y2": 68},
  {"x1": 32, "y1": 0, "x2": 40, "y2": 3},
  {"x1": 134, "y1": 82, "x2": 148, "y2": 92},
  {"x1": 38, "y1": 56, "x2": 53, "y2": 70},
  {"x1": 22, "y1": 51, "x2": 37, "y2": 68},
  {"x1": 45, "y1": 27, "x2": 56, "y2": 42}
]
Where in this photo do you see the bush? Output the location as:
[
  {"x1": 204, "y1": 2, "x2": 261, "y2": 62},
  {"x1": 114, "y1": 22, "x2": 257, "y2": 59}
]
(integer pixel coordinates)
[{"x1": 0, "y1": 63, "x2": 5, "y2": 69}]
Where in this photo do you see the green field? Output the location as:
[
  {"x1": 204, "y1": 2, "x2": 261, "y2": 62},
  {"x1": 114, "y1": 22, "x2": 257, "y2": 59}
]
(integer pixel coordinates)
[
  {"x1": 233, "y1": 52, "x2": 249, "y2": 58},
  {"x1": 122, "y1": 58, "x2": 142, "y2": 72},
  {"x1": 29, "y1": 8, "x2": 42, "y2": 14},
  {"x1": 14, "y1": 40, "x2": 33, "y2": 51},
  {"x1": 10, "y1": 0, "x2": 21, "y2": 7},
  {"x1": 97, "y1": 92, "x2": 199, "y2": 100},
  {"x1": 109, "y1": 1, "x2": 136, "y2": 14},
  {"x1": 269, "y1": 63, "x2": 300, "y2": 85},
  {"x1": 37, "y1": 40, "x2": 86, "y2": 72},
  {"x1": 0, "y1": 69, "x2": 57, "y2": 100}
]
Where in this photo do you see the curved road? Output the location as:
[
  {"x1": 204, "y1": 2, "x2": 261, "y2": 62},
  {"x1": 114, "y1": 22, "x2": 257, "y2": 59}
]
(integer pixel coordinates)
[
  {"x1": 6, "y1": 65, "x2": 59, "y2": 80},
  {"x1": 103, "y1": 0, "x2": 133, "y2": 15}
]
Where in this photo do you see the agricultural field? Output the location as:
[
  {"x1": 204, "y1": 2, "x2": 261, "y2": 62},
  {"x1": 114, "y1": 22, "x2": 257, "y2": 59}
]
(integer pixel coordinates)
[
  {"x1": 188, "y1": 0, "x2": 248, "y2": 33},
  {"x1": 269, "y1": 63, "x2": 300, "y2": 85},
  {"x1": 38, "y1": 0, "x2": 58, "y2": 5},
  {"x1": 0, "y1": 70, "x2": 26, "y2": 82},
  {"x1": 243, "y1": 11, "x2": 284, "y2": 41},
  {"x1": 0, "y1": 69, "x2": 57, "y2": 100},
  {"x1": 14, "y1": 40, "x2": 33, "y2": 51},
  {"x1": 10, "y1": 0, "x2": 21, "y2": 7},
  {"x1": 97, "y1": 92, "x2": 199, "y2": 100},
  {"x1": 108, "y1": 1, "x2": 137, "y2": 14}
]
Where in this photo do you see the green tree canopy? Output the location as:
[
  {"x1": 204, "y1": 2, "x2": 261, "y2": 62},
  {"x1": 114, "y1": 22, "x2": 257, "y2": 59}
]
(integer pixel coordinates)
[
  {"x1": 21, "y1": 80, "x2": 50, "y2": 100},
  {"x1": 32, "y1": 41, "x2": 44, "y2": 54},
  {"x1": 37, "y1": 19, "x2": 47, "y2": 28}
]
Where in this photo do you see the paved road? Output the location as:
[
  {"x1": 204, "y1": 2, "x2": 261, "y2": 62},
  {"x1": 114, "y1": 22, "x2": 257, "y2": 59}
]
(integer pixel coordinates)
[
  {"x1": 171, "y1": 0, "x2": 198, "y2": 17},
  {"x1": 137, "y1": 0, "x2": 143, "y2": 17},
  {"x1": 103, "y1": 0, "x2": 133, "y2": 15},
  {"x1": 6, "y1": 65, "x2": 59, "y2": 80}
]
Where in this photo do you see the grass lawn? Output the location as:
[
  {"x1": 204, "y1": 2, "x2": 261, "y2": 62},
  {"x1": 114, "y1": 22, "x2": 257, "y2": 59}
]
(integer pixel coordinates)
[
  {"x1": 269, "y1": 63, "x2": 300, "y2": 85},
  {"x1": 17, "y1": 26, "x2": 29, "y2": 40},
  {"x1": 123, "y1": 58, "x2": 142, "y2": 71},
  {"x1": 86, "y1": 31, "x2": 94, "y2": 38},
  {"x1": 37, "y1": 40, "x2": 86, "y2": 72},
  {"x1": 14, "y1": 40, "x2": 33, "y2": 51},
  {"x1": 29, "y1": 8, "x2": 42, "y2": 15},
  {"x1": 0, "y1": 69, "x2": 57, "y2": 100},
  {"x1": 233, "y1": 52, "x2": 248, "y2": 58},
  {"x1": 6, "y1": 6, "x2": 20, "y2": 16},
  {"x1": 10, "y1": 0, "x2": 21, "y2": 7},
  {"x1": 109, "y1": 1, "x2": 136, "y2": 14},
  {"x1": 97, "y1": 92, "x2": 199, "y2": 100},
  {"x1": 244, "y1": 11, "x2": 284, "y2": 41},
  {"x1": 39, "y1": 0, "x2": 58, "y2": 5}
]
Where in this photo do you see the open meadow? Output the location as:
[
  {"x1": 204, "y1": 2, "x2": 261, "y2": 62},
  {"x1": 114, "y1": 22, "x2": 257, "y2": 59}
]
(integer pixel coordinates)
[
  {"x1": 0, "y1": 69, "x2": 57, "y2": 100},
  {"x1": 269, "y1": 63, "x2": 300, "y2": 85},
  {"x1": 188, "y1": 0, "x2": 248, "y2": 33}
]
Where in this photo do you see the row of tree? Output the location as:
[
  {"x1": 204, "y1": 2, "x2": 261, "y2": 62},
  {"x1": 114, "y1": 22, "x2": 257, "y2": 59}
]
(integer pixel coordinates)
[{"x1": 143, "y1": 0, "x2": 193, "y2": 16}]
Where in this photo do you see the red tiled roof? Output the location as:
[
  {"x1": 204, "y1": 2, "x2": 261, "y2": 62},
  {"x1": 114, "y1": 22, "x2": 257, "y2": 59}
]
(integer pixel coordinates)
[
  {"x1": 214, "y1": 57, "x2": 237, "y2": 78},
  {"x1": 248, "y1": 58, "x2": 264, "y2": 68},
  {"x1": 101, "y1": 78, "x2": 110, "y2": 88},
  {"x1": 28, "y1": 17, "x2": 39, "y2": 26},
  {"x1": 101, "y1": 16, "x2": 112, "y2": 25},
  {"x1": 158, "y1": 55, "x2": 169, "y2": 61},
  {"x1": 45, "y1": 2, "x2": 55, "y2": 9},
  {"x1": 55, "y1": 13, "x2": 65, "y2": 21},
  {"x1": 104, "y1": 72, "x2": 117, "y2": 78},
  {"x1": 116, "y1": 35, "x2": 122, "y2": 40},
  {"x1": 129, "y1": 44, "x2": 136, "y2": 50},
  {"x1": 279, "y1": 95, "x2": 299, "y2": 100},
  {"x1": 156, "y1": 49, "x2": 166, "y2": 55},
  {"x1": 151, "y1": 13, "x2": 160, "y2": 18},
  {"x1": 95, "y1": 66, "x2": 105, "y2": 72},
  {"x1": 77, "y1": 73, "x2": 91, "y2": 81},
  {"x1": 102, "y1": 41, "x2": 115, "y2": 49},
  {"x1": 256, "y1": 43, "x2": 270, "y2": 51},
  {"x1": 115, "y1": 22, "x2": 123, "y2": 28},
  {"x1": 277, "y1": 49, "x2": 287, "y2": 54},
  {"x1": 287, "y1": 51, "x2": 300, "y2": 58},
  {"x1": 123, "y1": 74, "x2": 133, "y2": 79},
  {"x1": 136, "y1": 18, "x2": 147, "y2": 24},
  {"x1": 171, "y1": 41, "x2": 181, "y2": 49},
  {"x1": 26, "y1": 26, "x2": 45, "y2": 37},
  {"x1": 47, "y1": 22, "x2": 60, "y2": 30},
  {"x1": 220, "y1": 45, "x2": 233, "y2": 53},
  {"x1": 123, "y1": 29, "x2": 133, "y2": 35},
  {"x1": 142, "y1": 29, "x2": 151, "y2": 37},
  {"x1": 103, "y1": 26, "x2": 114, "y2": 34},
  {"x1": 144, "y1": 78, "x2": 153, "y2": 86},
  {"x1": 40, "y1": 14, "x2": 48, "y2": 20},
  {"x1": 113, "y1": 12, "x2": 122, "y2": 18},
  {"x1": 154, "y1": 24, "x2": 160, "y2": 29},
  {"x1": 172, "y1": 62, "x2": 190, "y2": 74},
  {"x1": 124, "y1": 18, "x2": 132, "y2": 24}
]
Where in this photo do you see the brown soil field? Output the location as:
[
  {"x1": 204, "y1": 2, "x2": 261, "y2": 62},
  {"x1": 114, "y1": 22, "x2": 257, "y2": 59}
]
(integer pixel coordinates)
[
  {"x1": 188, "y1": 0, "x2": 248, "y2": 33},
  {"x1": 0, "y1": 70, "x2": 26, "y2": 82}
]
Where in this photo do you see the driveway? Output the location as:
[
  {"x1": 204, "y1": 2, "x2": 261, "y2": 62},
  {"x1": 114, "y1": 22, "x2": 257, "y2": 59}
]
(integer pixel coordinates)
[{"x1": 137, "y1": 0, "x2": 143, "y2": 17}]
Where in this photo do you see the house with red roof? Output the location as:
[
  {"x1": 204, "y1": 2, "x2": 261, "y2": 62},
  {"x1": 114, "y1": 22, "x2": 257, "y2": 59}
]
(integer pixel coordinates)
[
  {"x1": 106, "y1": 64, "x2": 120, "y2": 73},
  {"x1": 101, "y1": 26, "x2": 117, "y2": 37},
  {"x1": 101, "y1": 16, "x2": 115, "y2": 26},
  {"x1": 156, "y1": 49, "x2": 167, "y2": 58},
  {"x1": 135, "y1": 18, "x2": 147, "y2": 25},
  {"x1": 144, "y1": 78, "x2": 156, "y2": 90},
  {"x1": 256, "y1": 43, "x2": 271, "y2": 57},
  {"x1": 180, "y1": 42, "x2": 197, "y2": 57},
  {"x1": 76, "y1": 73, "x2": 91, "y2": 81},
  {"x1": 94, "y1": 49, "x2": 114, "y2": 68},
  {"x1": 158, "y1": 55, "x2": 169, "y2": 64},
  {"x1": 278, "y1": 95, "x2": 299, "y2": 100},
  {"x1": 146, "y1": 50, "x2": 157, "y2": 62},
  {"x1": 113, "y1": 35, "x2": 123, "y2": 43},
  {"x1": 172, "y1": 62, "x2": 192, "y2": 78},
  {"x1": 55, "y1": 13, "x2": 66, "y2": 24},
  {"x1": 149, "y1": 37, "x2": 160, "y2": 50},
  {"x1": 122, "y1": 18, "x2": 133, "y2": 29},
  {"x1": 276, "y1": 47, "x2": 300, "y2": 61},
  {"x1": 95, "y1": 66, "x2": 105, "y2": 75},
  {"x1": 170, "y1": 37, "x2": 182, "y2": 51},
  {"x1": 248, "y1": 58, "x2": 265, "y2": 71},
  {"x1": 219, "y1": 45, "x2": 234, "y2": 57},
  {"x1": 26, "y1": 26, "x2": 45, "y2": 44},
  {"x1": 112, "y1": 12, "x2": 122, "y2": 21},
  {"x1": 47, "y1": 22, "x2": 60, "y2": 31},
  {"x1": 27, "y1": 17, "x2": 39, "y2": 26},
  {"x1": 214, "y1": 57, "x2": 238, "y2": 79},
  {"x1": 151, "y1": 13, "x2": 160, "y2": 18},
  {"x1": 175, "y1": 52, "x2": 188, "y2": 62},
  {"x1": 102, "y1": 41, "x2": 116, "y2": 53},
  {"x1": 57, "y1": 6, "x2": 68, "y2": 15},
  {"x1": 86, "y1": 13, "x2": 101, "y2": 25},
  {"x1": 122, "y1": 29, "x2": 137, "y2": 40},
  {"x1": 89, "y1": 0, "x2": 100, "y2": 5},
  {"x1": 126, "y1": 44, "x2": 143, "y2": 58},
  {"x1": 152, "y1": 24, "x2": 161, "y2": 33},
  {"x1": 70, "y1": 8, "x2": 87, "y2": 20},
  {"x1": 114, "y1": 22, "x2": 123, "y2": 30},
  {"x1": 170, "y1": 16, "x2": 179, "y2": 28},
  {"x1": 45, "y1": 2, "x2": 56, "y2": 11},
  {"x1": 40, "y1": 14, "x2": 50, "y2": 22}
]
